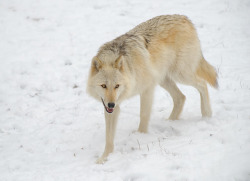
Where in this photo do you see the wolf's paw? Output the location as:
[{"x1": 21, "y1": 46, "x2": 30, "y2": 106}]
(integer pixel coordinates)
[
  {"x1": 132, "y1": 129, "x2": 148, "y2": 134},
  {"x1": 202, "y1": 110, "x2": 212, "y2": 118},
  {"x1": 137, "y1": 128, "x2": 148, "y2": 134},
  {"x1": 168, "y1": 116, "x2": 178, "y2": 121},
  {"x1": 96, "y1": 156, "x2": 107, "y2": 164}
]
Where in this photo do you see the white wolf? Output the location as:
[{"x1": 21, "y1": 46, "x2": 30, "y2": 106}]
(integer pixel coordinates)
[{"x1": 87, "y1": 15, "x2": 218, "y2": 163}]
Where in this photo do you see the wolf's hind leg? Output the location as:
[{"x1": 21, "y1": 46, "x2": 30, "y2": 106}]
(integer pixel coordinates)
[
  {"x1": 160, "y1": 76, "x2": 186, "y2": 120},
  {"x1": 138, "y1": 88, "x2": 154, "y2": 133},
  {"x1": 192, "y1": 79, "x2": 212, "y2": 117},
  {"x1": 96, "y1": 106, "x2": 120, "y2": 164}
]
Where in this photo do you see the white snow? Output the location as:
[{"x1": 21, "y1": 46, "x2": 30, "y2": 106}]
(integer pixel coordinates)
[{"x1": 0, "y1": 0, "x2": 250, "y2": 180}]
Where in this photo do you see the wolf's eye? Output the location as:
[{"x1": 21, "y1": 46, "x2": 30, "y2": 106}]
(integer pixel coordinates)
[
  {"x1": 101, "y1": 84, "x2": 106, "y2": 88},
  {"x1": 115, "y1": 84, "x2": 119, "y2": 89}
]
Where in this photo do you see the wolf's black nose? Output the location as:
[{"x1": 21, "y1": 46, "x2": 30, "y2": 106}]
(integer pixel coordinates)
[{"x1": 108, "y1": 102, "x2": 115, "y2": 108}]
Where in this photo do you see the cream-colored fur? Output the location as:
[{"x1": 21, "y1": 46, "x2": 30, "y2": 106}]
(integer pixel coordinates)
[{"x1": 87, "y1": 15, "x2": 218, "y2": 164}]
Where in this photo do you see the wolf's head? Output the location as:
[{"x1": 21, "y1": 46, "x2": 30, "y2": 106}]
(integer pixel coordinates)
[{"x1": 87, "y1": 55, "x2": 130, "y2": 113}]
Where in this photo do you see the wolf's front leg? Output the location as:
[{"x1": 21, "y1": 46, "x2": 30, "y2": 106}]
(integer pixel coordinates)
[
  {"x1": 138, "y1": 88, "x2": 154, "y2": 133},
  {"x1": 96, "y1": 106, "x2": 120, "y2": 164}
]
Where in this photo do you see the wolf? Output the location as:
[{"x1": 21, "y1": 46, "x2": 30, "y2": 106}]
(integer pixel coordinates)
[{"x1": 87, "y1": 15, "x2": 218, "y2": 163}]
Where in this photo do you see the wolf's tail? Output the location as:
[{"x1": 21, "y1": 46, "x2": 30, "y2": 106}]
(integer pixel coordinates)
[{"x1": 196, "y1": 57, "x2": 218, "y2": 88}]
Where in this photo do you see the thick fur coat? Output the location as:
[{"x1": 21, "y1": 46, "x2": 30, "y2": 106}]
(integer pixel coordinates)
[{"x1": 87, "y1": 15, "x2": 217, "y2": 163}]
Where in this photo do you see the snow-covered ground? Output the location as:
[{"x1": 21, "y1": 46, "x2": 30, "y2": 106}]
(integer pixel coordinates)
[{"x1": 1, "y1": 0, "x2": 250, "y2": 180}]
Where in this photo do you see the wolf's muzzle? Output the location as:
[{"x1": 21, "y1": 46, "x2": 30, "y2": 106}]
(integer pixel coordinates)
[{"x1": 101, "y1": 98, "x2": 115, "y2": 113}]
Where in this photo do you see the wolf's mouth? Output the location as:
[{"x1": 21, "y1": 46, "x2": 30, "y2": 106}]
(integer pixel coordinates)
[{"x1": 101, "y1": 98, "x2": 114, "y2": 113}]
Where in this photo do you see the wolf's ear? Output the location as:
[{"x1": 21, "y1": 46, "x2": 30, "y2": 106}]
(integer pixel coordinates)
[
  {"x1": 114, "y1": 55, "x2": 123, "y2": 71},
  {"x1": 91, "y1": 56, "x2": 103, "y2": 73}
]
